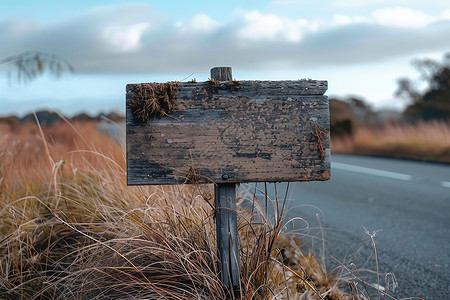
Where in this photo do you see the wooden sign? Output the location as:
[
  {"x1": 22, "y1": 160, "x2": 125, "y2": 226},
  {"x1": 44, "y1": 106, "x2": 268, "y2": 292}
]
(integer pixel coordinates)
[
  {"x1": 126, "y1": 75, "x2": 330, "y2": 185},
  {"x1": 126, "y1": 68, "x2": 330, "y2": 292}
]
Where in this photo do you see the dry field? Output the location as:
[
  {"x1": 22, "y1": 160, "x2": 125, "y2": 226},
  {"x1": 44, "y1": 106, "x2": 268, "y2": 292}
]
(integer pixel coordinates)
[
  {"x1": 331, "y1": 121, "x2": 450, "y2": 163},
  {"x1": 0, "y1": 119, "x2": 399, "y2": 299}
]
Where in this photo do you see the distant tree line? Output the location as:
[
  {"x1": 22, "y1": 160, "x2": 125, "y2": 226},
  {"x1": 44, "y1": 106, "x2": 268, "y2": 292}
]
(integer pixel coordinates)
[
  {"x1": 329, "y1": 97, "x2": 376, "y2": 137},
  {"x1": 395, "y1": 52, "x2": 450, "y2": 121},
  {"x1": 330, "y1": 53, "x2": 449, "y2": 137},
  {"x1": 0, "y1": 110, "x2": 124, "y2": 129}
]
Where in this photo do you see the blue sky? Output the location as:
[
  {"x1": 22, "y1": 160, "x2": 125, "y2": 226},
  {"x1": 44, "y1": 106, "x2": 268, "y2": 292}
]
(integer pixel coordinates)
[{"x1": 1, "y1": 0, "x2": 450, "y2": 117}]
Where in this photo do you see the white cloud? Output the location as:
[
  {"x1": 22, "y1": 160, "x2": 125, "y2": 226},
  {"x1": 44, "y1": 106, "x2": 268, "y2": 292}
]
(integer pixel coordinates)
[
  {"x1": 371, "y1": 7, "x2": 436, "y2": 28},
  {"x1": 333, "y1": 0, "x2": 449, "y2": 8},
  {"x1": 1, "y1": 4, "x2": 450, "y2": 76},
  {"x1": 332, "y1": 14, "x2": 369, "y2": 26},
  {"x1": 331, "y1": 7, "x2": 450, "y2": 29},
  {"x1": 174, "y1": 14, "x2": 219, "y2": 34},
  {"x1": 190, "y1": 14, "x2": 219, "y2": 32},
  {"x1": 442, "y1": 10, "x2": 450, "y2": 20},
  {"x1": 238, "y1": 11, "x2": 312, "y2": 42},
  {"x1": 103, "y1": 22, "x2": 151, "y2": 52}
]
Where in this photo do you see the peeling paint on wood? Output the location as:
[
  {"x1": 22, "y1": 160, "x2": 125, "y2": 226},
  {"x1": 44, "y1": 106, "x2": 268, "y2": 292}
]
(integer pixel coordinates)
[{"x1": 126, "y1": 79, "x2": 330, "y2": 185}]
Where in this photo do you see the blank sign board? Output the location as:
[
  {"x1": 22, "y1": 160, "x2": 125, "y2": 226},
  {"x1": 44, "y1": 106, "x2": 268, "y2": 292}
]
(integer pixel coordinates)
[{"x1": 126, "y1": 79, "x2": 330, "y2": 185}]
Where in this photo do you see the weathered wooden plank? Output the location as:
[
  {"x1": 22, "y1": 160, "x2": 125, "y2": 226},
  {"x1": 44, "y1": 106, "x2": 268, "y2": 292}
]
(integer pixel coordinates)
[{"x1": 126, "y1": 79, "x2": 330, "y2": 185}]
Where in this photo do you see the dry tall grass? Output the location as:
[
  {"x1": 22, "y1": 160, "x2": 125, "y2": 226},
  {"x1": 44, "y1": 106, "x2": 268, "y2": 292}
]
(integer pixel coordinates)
[
  {"x1": 0, "y1": 119, "x2": 397, "y2": 299},
  {"x1": 332, "y1": 121, "x2": 450, "y2": 163}
]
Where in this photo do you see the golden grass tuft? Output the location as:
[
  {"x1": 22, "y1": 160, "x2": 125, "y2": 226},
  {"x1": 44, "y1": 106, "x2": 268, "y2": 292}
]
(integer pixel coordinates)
[
  {"x1": 0, "y1": 120, "x2": 226, "y2": 299},
  {"x1": 128, "y1": 83, "x2": 179, "y2": 122},
  {"x1": 0, "y1": 119, "x2": 388, "y2": 299},
  {"x1": 331, "y1": 121, "x2": 450, "y2": 163}
]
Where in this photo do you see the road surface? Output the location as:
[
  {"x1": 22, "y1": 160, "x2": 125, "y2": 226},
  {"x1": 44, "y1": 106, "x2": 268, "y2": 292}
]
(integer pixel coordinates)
[{"x1": 242, "y1": 154, "x2": 450, "y2": 299}]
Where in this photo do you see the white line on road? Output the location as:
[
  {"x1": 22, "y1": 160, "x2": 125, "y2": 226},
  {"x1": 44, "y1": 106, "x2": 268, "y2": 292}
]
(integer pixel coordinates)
[
  {"x1": 332, "y1": 162, "x2": 413, "y2": 181},
  {"x1": 441, "y1": 181, "x2": 450, "y2": 188}
]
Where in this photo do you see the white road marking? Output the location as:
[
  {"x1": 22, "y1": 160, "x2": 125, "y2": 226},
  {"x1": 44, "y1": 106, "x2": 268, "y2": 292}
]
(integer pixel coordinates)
[
  {"x1": 332, "y1": 162, "x2": 413, "y2": 181},
  {"x1": 441, "y1": 181, "x2": 450, "y2": 188}
]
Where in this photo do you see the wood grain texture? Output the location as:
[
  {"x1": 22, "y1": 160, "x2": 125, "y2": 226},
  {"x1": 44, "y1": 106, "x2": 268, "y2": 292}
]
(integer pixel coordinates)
[
  {"x1": 211, "y1": 67, "x2": 232, "y2": 81},
  {"x1": 214, "y1": 183, "x2": 240, "y2": 288},
  {"x1": 126, "y1": 79, "x2": 330, "y2": 185},
  {"x1": 212, "y1": 68, "x2": 240, "y2": 292}
]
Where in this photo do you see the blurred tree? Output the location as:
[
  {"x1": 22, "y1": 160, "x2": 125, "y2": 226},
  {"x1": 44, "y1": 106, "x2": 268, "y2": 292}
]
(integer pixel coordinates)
[
  {"x1": 0, "y1": 51, "x2": 74, "y2": 84},
  {"x1": 329, "y1": 98, "x2": 357, "y2": 137},
  {"x1": 395, "y1": 78, "x2": 421, "y2": 104},
  {"x1": 329, "y1": 96, "x2": 377, "y2": 137},
  {"x1": 347, "y1": 97, "x2": 377, "y2": 123},
  {"x1": 395, "y1": 52, "x2": 450, "y2": 120}
]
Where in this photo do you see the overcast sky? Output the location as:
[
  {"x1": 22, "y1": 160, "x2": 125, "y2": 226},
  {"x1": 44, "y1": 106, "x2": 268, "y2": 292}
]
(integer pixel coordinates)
[{"x1": 1, "y1": 0, "x2": 449, "y2": 116}]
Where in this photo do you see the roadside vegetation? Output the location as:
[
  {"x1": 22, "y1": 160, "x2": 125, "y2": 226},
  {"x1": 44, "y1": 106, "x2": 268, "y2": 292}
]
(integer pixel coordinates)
[
  {"x1": 0, "y1": 119, "x2": 402, "y2": 299},
  {"x1": 331, "y1": 120, "x2": 450, "y2": 163},
  {"x1": 330, "y1": 52, "x2": 450, "y2": 163}
]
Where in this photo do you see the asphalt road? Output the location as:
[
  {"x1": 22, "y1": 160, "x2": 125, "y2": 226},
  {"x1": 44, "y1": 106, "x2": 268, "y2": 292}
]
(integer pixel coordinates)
[{"x1": 241, "y1": 154, "x2": 450, "y2": 299}]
